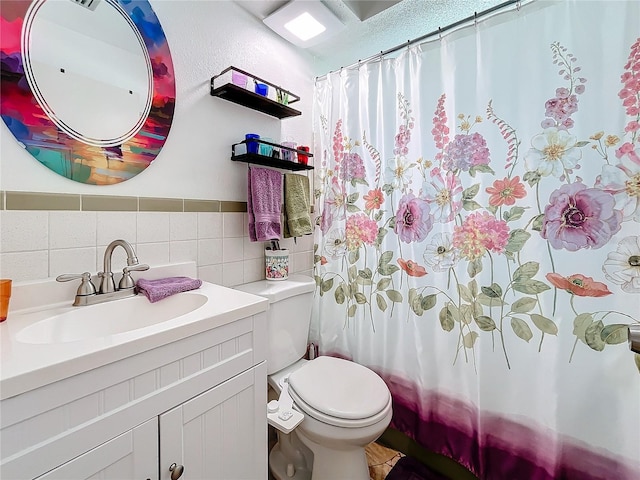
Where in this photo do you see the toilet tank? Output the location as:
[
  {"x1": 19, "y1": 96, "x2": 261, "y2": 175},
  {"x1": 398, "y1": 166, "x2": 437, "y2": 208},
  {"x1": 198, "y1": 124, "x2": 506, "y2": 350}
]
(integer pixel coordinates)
[{"x1": 236, "y1": 274, "x2": 315, "y2": 375}]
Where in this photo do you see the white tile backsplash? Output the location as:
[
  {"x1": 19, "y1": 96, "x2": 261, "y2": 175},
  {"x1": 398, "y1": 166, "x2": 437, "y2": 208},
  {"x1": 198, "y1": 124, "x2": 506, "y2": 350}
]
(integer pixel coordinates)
[
  {"x1": 134, "y1": 242, "x2": 170, "y2": 266},
  {"x1": 170, "y1": 240, "x2": 198, "y2": 264},
  {"x1": 0, "y1": 211, "x2": 48, "y2": 252},
  {"x1": 223, "y1": 212, "x2": 244, "y2": 238},
  {"x1": 0, "y1": 251, "x2": 49, "y2": 281},
  {"x1": 197, "y1": 212, "x2": 222, "y2": 239},
  {"x1": 223, "y1": 237, "x2": 244, "y2": 263},
  {"x1": 1, "y1": 209, "x2": 314, "y2": 285},
  {"x1": 96, "y1": 212, "x2": 137, "y2": 245},
  {"x1": 170, "y1": 212, "x2": 197, "y2": 241},
  {"x1": 198, "y1": 238, "x2": 223, "y2": 266},
  {"x1": 137, "y1": 213, "x2": 170, "y2": 243},
  {"x1": 222, "y1": 261, "x2": 244, "y2": 287},
  {"x1": 49, "y1": 247, "x2": 97, "y2": 278},
  {"x1": 49, "y1": 212, "x2": 97, "y2": 249}
]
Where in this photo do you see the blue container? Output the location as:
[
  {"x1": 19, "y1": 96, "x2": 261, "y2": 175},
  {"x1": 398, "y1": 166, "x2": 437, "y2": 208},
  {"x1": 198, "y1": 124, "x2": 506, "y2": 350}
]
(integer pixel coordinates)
[
  {"x1": 245, "y1": 134, "x2": 260, "y2": 154},
  {"x1": 254, "y1": 83, "x2": 268, "y2": 97}
]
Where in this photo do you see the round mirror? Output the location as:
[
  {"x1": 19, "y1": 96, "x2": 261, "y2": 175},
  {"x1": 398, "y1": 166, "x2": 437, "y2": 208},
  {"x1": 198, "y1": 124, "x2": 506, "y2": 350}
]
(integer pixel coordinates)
[{"x1": 0, "y1": 0, "x2": 175, "y2": 185}]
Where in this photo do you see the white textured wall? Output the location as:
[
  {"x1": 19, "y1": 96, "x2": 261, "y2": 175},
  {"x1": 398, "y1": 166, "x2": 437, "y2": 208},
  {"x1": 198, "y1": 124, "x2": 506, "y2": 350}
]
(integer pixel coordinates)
[{"x1": 0, "y1": 0, "x2": 315, "y2": 201}]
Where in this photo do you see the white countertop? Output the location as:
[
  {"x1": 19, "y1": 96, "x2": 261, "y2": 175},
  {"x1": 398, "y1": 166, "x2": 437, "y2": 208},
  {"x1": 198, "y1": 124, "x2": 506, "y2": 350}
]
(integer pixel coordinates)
[{"x1": 0, "y1": 264, "x2": 269, "y2": 400}]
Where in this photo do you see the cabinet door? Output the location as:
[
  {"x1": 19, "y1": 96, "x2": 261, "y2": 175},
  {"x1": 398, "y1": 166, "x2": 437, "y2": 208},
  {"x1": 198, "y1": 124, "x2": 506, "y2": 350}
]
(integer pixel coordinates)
[
  {"x1": 159, "y1": 362, "x2": 267, "y2": 480},
  {"x1": 35, "y1": 419, "x2": 158, "y2": 480}
]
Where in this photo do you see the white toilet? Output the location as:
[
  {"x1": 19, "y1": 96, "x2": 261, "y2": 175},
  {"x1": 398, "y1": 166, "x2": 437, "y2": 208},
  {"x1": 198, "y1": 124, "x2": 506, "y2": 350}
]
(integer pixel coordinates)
[{"x1": 236, "y1": 274, "x2": 392, "y2": 480}]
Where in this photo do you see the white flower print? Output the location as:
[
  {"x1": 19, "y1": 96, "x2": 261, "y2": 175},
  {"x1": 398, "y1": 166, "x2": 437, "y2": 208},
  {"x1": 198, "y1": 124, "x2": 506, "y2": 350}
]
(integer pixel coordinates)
[
  {"x1": 524, "y1": 127, "x2": 582, "y2": 177},
  {"x1": 602, "y1": 235, "x2": 640, "y2": 293}
]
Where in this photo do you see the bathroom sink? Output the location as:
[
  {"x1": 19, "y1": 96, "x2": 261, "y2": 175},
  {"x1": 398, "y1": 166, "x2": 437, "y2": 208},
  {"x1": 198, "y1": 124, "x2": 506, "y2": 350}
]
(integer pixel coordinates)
[{"x1": 16, "y1": 293, "x2": 208, "y2": 344}]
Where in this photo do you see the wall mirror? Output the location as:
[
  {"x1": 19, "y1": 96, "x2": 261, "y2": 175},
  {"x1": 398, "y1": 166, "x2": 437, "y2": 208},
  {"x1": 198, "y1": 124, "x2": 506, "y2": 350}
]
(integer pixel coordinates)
[{"x1": 0, "y1": 0, "x2": 175, "y2": 185}]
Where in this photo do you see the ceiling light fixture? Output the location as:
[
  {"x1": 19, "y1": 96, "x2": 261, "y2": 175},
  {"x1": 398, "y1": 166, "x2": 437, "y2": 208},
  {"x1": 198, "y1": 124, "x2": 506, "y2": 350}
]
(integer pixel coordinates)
[{"x1": 263, "y1": 0, "x2": 344, "y2": 48}]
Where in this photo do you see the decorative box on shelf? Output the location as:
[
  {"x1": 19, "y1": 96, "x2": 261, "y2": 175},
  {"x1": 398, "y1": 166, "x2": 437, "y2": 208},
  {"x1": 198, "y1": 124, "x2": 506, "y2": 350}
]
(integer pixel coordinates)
[
  {"x1": 231, "y1": 139, "x2": 313, "y2": 171},
  {"x1": 210, "y1": 67, "x2": 301, "y2": 119}
]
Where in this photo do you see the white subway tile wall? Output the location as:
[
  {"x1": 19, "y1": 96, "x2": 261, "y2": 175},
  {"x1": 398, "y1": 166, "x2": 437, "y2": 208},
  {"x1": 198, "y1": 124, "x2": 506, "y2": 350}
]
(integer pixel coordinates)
[{"x1": 0, "y1": 210, "x2": 314, "y2": 285}]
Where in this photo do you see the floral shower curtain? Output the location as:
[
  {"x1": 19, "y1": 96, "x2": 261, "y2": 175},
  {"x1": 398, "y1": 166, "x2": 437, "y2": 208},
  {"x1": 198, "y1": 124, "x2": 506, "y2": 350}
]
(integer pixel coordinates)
[{"x1": 311, "y1": 1, "x2": 640, "y2": 478}]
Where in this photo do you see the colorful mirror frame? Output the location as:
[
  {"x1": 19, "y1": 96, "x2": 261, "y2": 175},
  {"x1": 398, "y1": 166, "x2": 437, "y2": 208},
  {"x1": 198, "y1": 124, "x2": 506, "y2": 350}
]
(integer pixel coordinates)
[{"x1": 0, "y1": 0, "x2": 175, "y2": 185}]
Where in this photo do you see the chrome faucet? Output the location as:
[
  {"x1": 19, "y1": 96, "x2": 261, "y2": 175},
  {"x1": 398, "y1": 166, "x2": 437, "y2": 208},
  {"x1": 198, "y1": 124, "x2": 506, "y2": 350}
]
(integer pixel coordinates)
[{"x1": 56, "y1": 239, "x2": 149, "y2": 306}]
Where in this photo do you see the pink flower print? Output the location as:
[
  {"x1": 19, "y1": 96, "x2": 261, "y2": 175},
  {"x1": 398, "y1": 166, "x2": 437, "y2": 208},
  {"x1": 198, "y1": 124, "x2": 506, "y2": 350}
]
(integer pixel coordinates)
[
  {"x1": 420, "y1": 167, "x2": 463, "y2": 222},
  {"x1": 524, "y1": 127, "x2": 582, "y2": 178},
  {"x1": 442, "y1": 133, "x2": 491, "y2": 172},
  {"x1": 452, "y1": 211, "x2": 509, "y2": 261},
  {"x1": 364, "y1": 188, "x2": 384, "y2": 211},
  {"x1": 620, "y1": 38, "x2": 640, "y2": 118},
  {"x1": 332, "y1": 120, "x2": 344, "y2": 165},
  {"x1": 345, "y1": 214, "x2": 378, "y2": 251},
  {"x1": 543, "y1": 94, "x2": 578, "y2": 130},
  {"x1": 541, "y1": 182, "x2": 622, "y2": 252},
  {"x1": 398, "y1": 259, "x2": 427, "y2": 277},
  {"x1": 546, "y1": 273, "x2": 612, "y2": 297},
  {"x1": 394, "y1": 124, "x2": 412, "y2": 156},
  {"x1": 338, "y1": 153, "x2": 366, "y2": 182},
  {"x1": 595, "y1": 147, "x2": 640, "y2": 222},
  {"x1": 432, "y1": 94, "x2": 449, "y2": 162},
  {"x1": 486, "y1": 176, "x2": 527, "y2": 207},
  {"x1": 394, "y1": 193, "x2": 433, "y2": 244}
]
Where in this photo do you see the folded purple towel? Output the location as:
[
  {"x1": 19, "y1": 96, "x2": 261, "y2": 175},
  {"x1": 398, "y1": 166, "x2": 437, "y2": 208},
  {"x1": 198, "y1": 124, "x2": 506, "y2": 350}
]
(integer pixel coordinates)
[
  {"x1": 248, "y1": 167, "x2": 282, "y2": 242},
  {"x1": 136, "y1": 277, "x2": 202, "y2": 303}
]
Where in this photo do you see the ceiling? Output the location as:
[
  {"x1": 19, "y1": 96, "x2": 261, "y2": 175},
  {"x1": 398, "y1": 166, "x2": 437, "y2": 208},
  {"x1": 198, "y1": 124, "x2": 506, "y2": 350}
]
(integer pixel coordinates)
[{"x1": 235, "y1": 0, "x2": 505, "y2": 75}]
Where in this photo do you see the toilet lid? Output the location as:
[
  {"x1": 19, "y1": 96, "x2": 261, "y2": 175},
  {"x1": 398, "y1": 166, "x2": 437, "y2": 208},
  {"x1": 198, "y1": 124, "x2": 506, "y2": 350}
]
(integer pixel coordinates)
[{"x1": 288, "y1": 356, "x2": 390, "y2": 420}]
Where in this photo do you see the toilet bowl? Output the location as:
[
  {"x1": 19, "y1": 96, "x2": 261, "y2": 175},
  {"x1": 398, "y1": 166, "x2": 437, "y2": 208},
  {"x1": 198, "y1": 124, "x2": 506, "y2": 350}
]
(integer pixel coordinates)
[
  {"x1": 268, "y1": 357, "x2": 392, "y2": 480},
  {"x1": 236, "y1": 275, "x2": 392, "y2": 480}
]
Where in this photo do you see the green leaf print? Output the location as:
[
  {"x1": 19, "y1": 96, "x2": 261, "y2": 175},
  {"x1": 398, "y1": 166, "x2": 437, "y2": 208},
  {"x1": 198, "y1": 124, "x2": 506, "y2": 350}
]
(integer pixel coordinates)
[
  {"x1": 421, "y1": 294, "x2": 437, "y2": 311},
  {"x1": 573, "y1": 313, "x2": 594, "y2": 344},
  {"x1": 531, "y1": 214, "x2": 545, "y2": 232},
  {"x1": 475, "y1": 315, "x2": 497, "y2": 331},
  {"x1": 511, "y1": 317, "x2": 534, "y2": 342},
  {"x1": 348, "y1": 249, "x2": 360, "y2": 265},
  {"x1": 477, "y1": 292, "x2": 507, "y2": 307},
  {"x1": 635, "y1": 354, "x2": 640, "y2": 374},
  {"x1": 379, "y1": 250, "x2": 394, "y2": 266},
  {"x1": 468, "y1": 258, "x2": 483, "y2": 278},
  {"x1": 512, "y1": 279, "x2": 550, "y2": 295},
  {"x1": 530, "y1": 314, "x2": 558, "y2": 335},
  {"x1": 386, "y1": 289, "x2": 403, "y2": 303},
  {"x1": 600, "y1": 324, "x2": 629, "y2": 345},
  {"x1": 439, "y1": 305, "x2": 455, "y2": 332},
  {"x1": 481, "y1": 283, "x2": 503, "y2": 298},
  {"x1": 347, "y1": 304, "x2": 357, "y2": 318},
  {"x1": 503, "y1": 206, "x2": 526, "y2": 223},
  {"x1": 354, "y1": 292, "x2": 367, "y2": 304},
  {"x1": 377, "y1": 278, "x2": 391, "y2": 290},
  {"x1": 463, "y1": 331, "x2": 479, "y2": 348},
  {"x1": 462, "y1": 184, "x2": 480, "y2": 200},
  {"x1": 335, "y1": 284, "x2": 346, "y2": 304},
  {"x1": 321, "y1": 278, "x2": 334, "y2": 294},
  {"x1": 463, "y1": 200, "x2": 483, "y2": 211},
  {"x1": 585, "y1": 320, "x2": 606, "y2": 351},
  {"x1": 510, "y1": 297, "x2": 538, "y2": 313},
  {"x1": 505, "y1": 229, "x2": 531, "y2": 254},
  {"x1": 376, "y1": 293, "x2": 388, "y2": 312},
  {"x1": 512, "y1": 262, "x2": 539, "y2": 283}
]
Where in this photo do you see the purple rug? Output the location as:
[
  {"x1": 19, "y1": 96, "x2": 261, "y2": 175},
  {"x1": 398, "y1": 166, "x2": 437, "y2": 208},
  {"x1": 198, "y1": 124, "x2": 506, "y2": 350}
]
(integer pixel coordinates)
[{"x1": 386, "y1": 456, "x2": 452, "y2": 480}]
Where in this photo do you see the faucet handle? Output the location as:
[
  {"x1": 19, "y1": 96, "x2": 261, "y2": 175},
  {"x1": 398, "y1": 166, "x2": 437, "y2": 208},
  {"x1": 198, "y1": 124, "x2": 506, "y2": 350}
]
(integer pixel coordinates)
[
  {"x1": 56, "y1": 272, "x2": 97, "y2": 296},
  {"x1": 119, "y1": 264, "x2": 150, "y2": 290}
]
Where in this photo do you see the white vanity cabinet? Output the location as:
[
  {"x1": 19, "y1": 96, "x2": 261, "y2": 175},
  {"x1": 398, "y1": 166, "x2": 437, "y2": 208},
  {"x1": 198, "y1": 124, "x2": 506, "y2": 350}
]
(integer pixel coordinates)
[
  {"x1": 35, "y1": 419, "x2": 158, "y2": 480},
  {"x1": 1, "y1": 306, "x2": 268, "y2": 480}
]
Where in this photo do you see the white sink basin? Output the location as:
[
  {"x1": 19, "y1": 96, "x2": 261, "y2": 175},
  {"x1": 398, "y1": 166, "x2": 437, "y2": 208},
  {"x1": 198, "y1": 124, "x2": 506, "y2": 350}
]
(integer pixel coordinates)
[{"x1": 16, "y1": 293, "x2": 208, "y2": 344}]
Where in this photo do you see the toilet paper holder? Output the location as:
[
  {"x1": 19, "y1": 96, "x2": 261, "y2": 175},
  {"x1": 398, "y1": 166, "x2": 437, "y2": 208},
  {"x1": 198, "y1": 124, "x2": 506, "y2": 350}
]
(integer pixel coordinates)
[{"x1": 628, "y1": 324, "x2": 640, "y2": 354}]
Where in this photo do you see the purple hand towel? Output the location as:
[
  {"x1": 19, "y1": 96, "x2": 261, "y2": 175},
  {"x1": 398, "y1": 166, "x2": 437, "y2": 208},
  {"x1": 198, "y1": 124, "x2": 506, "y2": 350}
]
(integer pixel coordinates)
[
  {"x1": 248, "y1": 167, "x2": 282, "y2": 242},
  {"x1": 136, "y1": 277, "x2": 202, "y2": 303}
]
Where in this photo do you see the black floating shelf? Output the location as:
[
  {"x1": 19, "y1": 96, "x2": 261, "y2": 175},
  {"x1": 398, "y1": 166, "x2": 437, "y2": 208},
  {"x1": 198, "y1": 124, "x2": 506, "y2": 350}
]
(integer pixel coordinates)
[
  {"x1": 211, "y1": 83, "x2": 301, "y2": 119},
  {"x1": 232, "y1": 154, "x2": 313, "y2": 171}
]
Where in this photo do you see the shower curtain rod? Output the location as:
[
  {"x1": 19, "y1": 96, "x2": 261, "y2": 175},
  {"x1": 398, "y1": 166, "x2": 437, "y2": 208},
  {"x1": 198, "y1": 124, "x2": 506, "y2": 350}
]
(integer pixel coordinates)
[{"x1": 316, "y1": 0, "x2": 521, "y2": 81}]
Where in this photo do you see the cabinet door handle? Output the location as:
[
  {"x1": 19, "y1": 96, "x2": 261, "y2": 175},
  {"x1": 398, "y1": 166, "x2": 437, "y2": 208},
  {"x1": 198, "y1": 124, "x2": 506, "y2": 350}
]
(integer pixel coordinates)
[{"x1": 169, "y1": 463, "x2": 185, "y2": 480}]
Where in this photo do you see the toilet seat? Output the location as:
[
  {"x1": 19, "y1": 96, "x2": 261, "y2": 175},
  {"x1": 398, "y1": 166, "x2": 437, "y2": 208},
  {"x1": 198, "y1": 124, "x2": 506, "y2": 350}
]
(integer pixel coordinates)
[{"x1": 288, "y1": 356, "x2": 391, "y2": 428}]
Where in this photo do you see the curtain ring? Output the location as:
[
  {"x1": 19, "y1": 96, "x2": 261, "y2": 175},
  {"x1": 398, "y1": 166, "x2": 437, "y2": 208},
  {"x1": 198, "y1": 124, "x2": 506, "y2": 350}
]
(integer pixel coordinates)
[
  {"x1": 474, "y1": 11, "x2": 478, "y2": 27},
  {"x1": 516, "y1": 1, "x2": 521, "y2": 11},
  {"x1": 438, "y1": 27, "x2": 442, "y2": 40}
]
